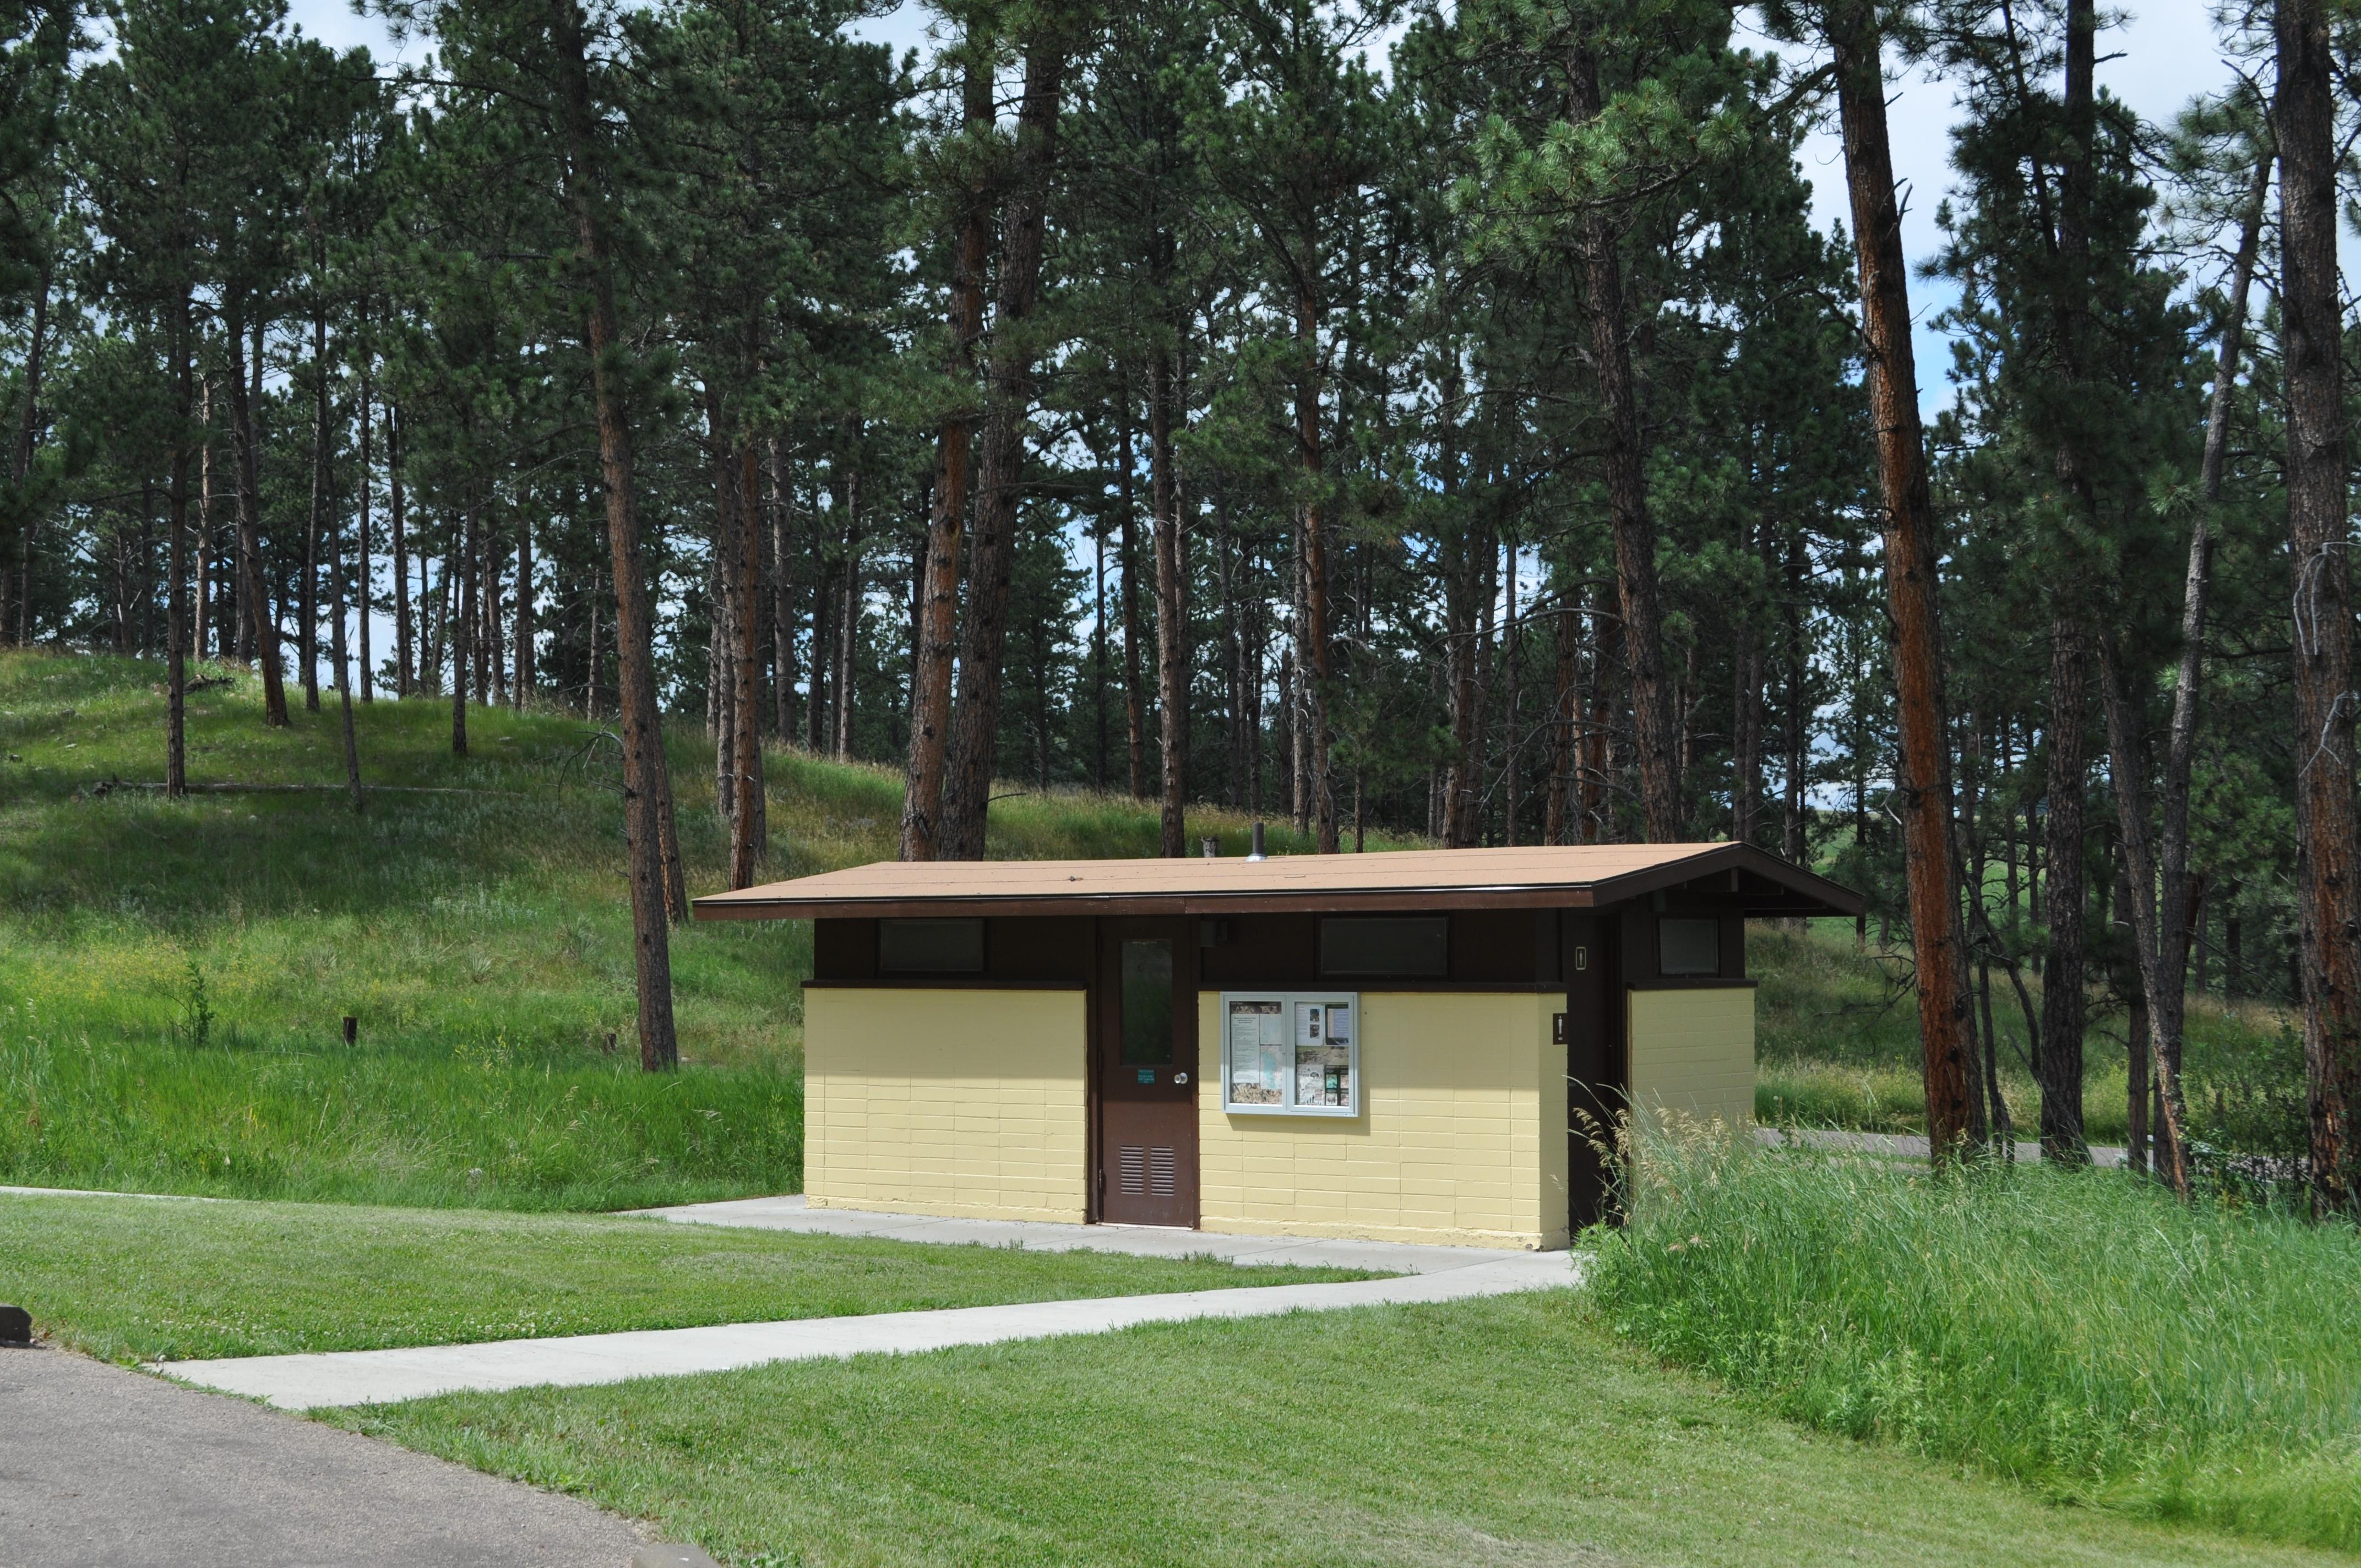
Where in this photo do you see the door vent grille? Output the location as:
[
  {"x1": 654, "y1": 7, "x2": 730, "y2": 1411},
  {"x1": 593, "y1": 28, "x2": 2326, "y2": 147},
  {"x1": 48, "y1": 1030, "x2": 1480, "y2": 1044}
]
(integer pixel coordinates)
[
  {"x1": 1149, "y1": 1145, "x2": 1177, "y2": 1197},
  {"x1": 1118, "y1": 1145, "x2": 1145, "y2": 1196}
]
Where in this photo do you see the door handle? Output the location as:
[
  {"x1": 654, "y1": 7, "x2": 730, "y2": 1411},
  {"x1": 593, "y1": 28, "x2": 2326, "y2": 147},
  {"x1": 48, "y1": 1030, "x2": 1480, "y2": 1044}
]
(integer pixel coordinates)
[{"x1": 1174, "y1": 1072, "x2": 1190, "y2": 1085}]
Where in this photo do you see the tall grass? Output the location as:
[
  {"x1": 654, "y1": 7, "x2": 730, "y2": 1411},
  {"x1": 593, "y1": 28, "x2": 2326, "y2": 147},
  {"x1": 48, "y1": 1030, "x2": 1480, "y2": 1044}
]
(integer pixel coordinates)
[{"x1": 1588, "y1": 1132, "x2": 2361, "y2": 1551}]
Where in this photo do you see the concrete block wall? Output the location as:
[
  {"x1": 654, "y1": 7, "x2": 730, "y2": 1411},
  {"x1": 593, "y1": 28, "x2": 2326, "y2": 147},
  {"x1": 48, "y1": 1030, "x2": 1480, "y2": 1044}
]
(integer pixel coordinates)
[
  {"x1": 1195, "y1": 990, "x2": 1570, "y2": 1250},
  {"x1": 803, "y1": 987, "x2": 1089, "y2": 1223},
  {"x1": 1627, "y1": 986, "x2": 1755, "y2": 1129}
]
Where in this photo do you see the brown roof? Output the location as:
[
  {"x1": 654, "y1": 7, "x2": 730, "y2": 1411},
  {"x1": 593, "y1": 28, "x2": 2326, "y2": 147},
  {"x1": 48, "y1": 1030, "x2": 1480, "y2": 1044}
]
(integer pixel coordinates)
[{"x1": 692, "y1": 841, "x2": 1861, "y2": 921}]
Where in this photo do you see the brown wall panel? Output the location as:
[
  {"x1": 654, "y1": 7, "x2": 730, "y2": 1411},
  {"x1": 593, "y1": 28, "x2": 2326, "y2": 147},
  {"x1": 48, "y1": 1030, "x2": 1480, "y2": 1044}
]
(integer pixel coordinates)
[{"x1": 814, "y1": 918, "x2": 879, "y2": 981}]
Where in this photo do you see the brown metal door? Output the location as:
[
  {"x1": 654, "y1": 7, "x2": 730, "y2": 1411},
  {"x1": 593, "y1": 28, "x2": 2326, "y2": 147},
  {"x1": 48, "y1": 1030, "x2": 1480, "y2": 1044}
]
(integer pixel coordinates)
[{"x1": 1095, "y1": 917, "x2": 1199, "y2": 1227}]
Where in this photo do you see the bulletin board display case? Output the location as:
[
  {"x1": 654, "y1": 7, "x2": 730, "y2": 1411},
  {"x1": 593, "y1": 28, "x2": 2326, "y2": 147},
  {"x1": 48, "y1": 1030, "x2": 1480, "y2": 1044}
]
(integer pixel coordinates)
[{"x1": 1220, "y1": 991, "x2": 1359, "y2": 1116}]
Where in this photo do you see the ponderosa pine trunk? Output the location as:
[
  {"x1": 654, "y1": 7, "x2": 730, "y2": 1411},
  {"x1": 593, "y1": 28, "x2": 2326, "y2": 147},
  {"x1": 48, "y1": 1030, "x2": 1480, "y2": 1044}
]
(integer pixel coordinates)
[
  {"x1": 452, "y1": 500, "x2": 474, "y2": 756},
  {"x1": 551, "y1": 0, "x2": 679, "y2": 1069},
  {"x1": 165, "y1": 286, "x2": 191, "y2": 799},
  {"x1": 2112, "y1": 146, "x2": 2272, "y2": 1187},
  {"x1": 769, "y1": 445, "x2": 795, "y2": 741},
  {"x1": 1585, "y1": 603, "x2": 1617, "y2": 842},
  {"x1": 2030, "y1": 0, "x2": 2102, "y2": 1162},
  {"x1": 1503, "y1": 534, "x2": 1521, "y2": 845},
  {"x1": 1781, "y1": 533, "x2": 1808, "y2": 863},
  {"x1": 1150, "y1": 342, "x2": 1187, "y2": 857},
  {"x1": 1119, "y1": 407, "x2": 1146, "y2": 800},
  {"x1": 1732, "y1": 617, "x2": 1761, "y2": 843},
  {"x1": 2276, "y1": 0, "x2": 2360, "y2": 1213},
  {"x1": 2097, "y1": 636, "x2": 2191, "y2": 1195},
  {"x1": 229, "y1": 311, "x2": 288, "y2": 725},
  {"x1": 833, "y1": 468, "x2": 860, "y2": 760},
  {"x1": 1566, "y1": 43, "x2": 1680, "y2": 843},
  {"x1": 8, "y1": 258, "x2": 47, "y2": 646},
  {"x1": 730, "y1": 444, "x2": 766, "y2": 885},
  {"x1": 1546, "y1": 594, "x2": 1576, "y2": 845},
  {"x1": 941, "y1": 32, "x2": 1068, "y2": 859},
  {"x1": 1829, "y1": 0, "x2": 1978, "y2": 1157},
  {"x1": 198, "y1": 379, "x2": 215, "y2": 659},
  {"x1": 303, "y1": 303, "x2": 327, "y2": 712},
  {"x1": 514, "y1": 510, "x2": 532, "y2": 705},
  {"x1": 707, "y1": 384, "x2": 742, "y2": 821},
  {"x1": 899, "y1": 29, "x2": 992, "y2": 861},
  {"x1": 2038, "y1": 616, "x2": 2091, "y2": 1160},
  {"x1": 1440, "y1": 375, "x2": 1485, "y2": 849},
  {"x1": 388, "y1": 404, "x2": 411, "y2": 696},
  {"x1": 1294, "y1": 279, "x2": 1338, "y2": 853},
  {"x1": 332, "y1": 476, "x2": 364, "y2": 815},
  {"x1": 357, "y1": 365, "x2": 373, "y2": 703}
]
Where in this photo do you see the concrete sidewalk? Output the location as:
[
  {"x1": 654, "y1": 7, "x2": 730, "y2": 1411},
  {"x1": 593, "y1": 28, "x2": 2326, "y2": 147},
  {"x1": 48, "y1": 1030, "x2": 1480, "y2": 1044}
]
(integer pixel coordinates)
[
  {"x1": 167, "y1": 1250, "x2": 1575, "y2": 1411},
  {"x1": 630, "y1": 1193, "x2": 1548, "y2": 1275},
  {"x1": 0, "y1": 1346, "x2": 646, "y2": 1568}
]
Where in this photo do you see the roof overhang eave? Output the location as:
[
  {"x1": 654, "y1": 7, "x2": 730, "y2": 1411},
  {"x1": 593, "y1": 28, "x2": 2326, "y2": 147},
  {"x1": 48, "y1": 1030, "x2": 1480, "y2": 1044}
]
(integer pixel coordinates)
[{"x1": 690, "y1": 844, "x2": 1862, "y2": 923}]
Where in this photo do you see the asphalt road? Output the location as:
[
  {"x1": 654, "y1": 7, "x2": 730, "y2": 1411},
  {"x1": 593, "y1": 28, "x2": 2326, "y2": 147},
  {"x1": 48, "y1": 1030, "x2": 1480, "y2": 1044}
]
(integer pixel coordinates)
[{"x1": 0, "y1": 1345, "x2": 648, "y2": 1568}]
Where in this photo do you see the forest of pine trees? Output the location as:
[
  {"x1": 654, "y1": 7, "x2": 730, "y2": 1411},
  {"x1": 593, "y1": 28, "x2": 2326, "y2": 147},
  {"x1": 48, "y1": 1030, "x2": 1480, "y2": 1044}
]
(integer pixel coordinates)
[{"x1": 0, "y1": 0, "x2": 2354, "y2": 1191}]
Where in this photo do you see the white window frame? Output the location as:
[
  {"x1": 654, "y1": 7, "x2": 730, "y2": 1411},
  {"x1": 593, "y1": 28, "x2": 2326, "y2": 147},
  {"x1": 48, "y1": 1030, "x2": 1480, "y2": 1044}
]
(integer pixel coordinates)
[{"x1": 1219, "y1": 989, "x2": 1361, "y2": 1117}]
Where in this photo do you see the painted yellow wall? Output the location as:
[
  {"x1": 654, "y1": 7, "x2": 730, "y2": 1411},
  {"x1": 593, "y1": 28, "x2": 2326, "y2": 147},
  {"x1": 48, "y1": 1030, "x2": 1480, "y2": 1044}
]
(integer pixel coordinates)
[
  {"x1": 1627, "y1": 986, "x2": 1755, "y2": 1129},
  {"x1": 803, "y1": 987, "x2": 1089, "y2": 1223},
  {"x1": 1195, "y1": 991, "x2": 1570, "y2": 1250}
]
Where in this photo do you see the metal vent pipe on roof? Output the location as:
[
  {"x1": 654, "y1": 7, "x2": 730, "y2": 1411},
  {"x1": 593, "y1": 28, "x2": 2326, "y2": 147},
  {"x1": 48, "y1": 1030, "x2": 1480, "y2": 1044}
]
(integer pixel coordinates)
[{"x1": 1247, "y1": 822, "x2": 1267, "y2": 861}]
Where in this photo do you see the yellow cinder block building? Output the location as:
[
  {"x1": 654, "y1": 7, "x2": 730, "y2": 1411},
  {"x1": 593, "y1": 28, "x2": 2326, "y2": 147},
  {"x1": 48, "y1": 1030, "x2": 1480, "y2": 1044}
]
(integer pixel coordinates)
[{"x1": 695, "y1": 842, "x2": 1859, "y2": 1249}]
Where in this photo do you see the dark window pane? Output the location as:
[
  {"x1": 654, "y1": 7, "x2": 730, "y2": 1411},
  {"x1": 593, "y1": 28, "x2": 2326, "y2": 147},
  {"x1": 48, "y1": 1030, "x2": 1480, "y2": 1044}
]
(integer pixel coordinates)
[
  {"x1": 1121, "y1": 939, "x2": 1175, "y2": 1064},
  {"x1": 878, "y1": 918, "x2": 985, "y2": 973},
  {"x1": 1319, "y1": 916, "x2": 1449, "y2": 978},
  {"x1": 1658, "y1": 918, "x2": 1720, "y2": 976}
]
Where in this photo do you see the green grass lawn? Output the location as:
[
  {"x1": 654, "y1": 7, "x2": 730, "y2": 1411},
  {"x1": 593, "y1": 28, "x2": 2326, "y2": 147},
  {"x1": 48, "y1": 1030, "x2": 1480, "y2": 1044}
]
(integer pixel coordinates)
[
  {"x1": 0, "y1": 1191, "x2": 1375, "y2": 1363},
  {"x1": 0, "y1": 650, "x2": 1328, "y2": 1207},
  {"x1": 323, "y1": 1292, "x2": 2339, "y2": 1568}
]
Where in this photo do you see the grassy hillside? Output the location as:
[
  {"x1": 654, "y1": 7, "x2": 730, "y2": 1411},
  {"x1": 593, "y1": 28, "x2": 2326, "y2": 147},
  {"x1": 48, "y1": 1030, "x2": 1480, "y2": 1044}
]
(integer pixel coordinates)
[
  {"x1": 1755, "y1": 923, "x2": 2305, "y2": 1154},
  {"x1": 0, "y1": 650, "x2": 1321, "y2": 1207},
  {"x1": 2, "y1": 648, "x2": 2303, "y2": 1204}
]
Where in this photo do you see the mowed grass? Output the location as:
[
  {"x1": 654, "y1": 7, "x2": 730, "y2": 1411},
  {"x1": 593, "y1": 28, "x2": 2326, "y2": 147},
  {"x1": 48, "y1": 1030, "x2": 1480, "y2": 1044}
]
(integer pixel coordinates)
[
  {"x1": 1588, "y1": 1134, "x2": 2361, "y2": 1554},
  {"x1": 0, "y1": 650, "x2": 1329, "y2": 1207},
  {"x1": 322, "y1": 1292, "x2": 2339, "y2": 1568},
  {"x1": 0, "y1": 1193, "x2": 1373, "y2": 1363}
]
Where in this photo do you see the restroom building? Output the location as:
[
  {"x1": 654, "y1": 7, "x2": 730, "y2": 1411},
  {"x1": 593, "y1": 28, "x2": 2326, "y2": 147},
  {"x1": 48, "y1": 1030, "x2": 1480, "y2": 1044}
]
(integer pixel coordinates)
[{"x1": 692, "y1": 842, "x2": 1860, "y2": 1250}]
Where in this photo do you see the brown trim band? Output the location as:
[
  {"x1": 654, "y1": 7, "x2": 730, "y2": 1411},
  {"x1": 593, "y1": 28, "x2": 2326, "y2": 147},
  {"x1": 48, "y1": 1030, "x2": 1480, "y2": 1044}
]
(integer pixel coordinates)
[
  {"x1": 1628, "y1": 978, "x2": 1762, "y2": 990},
  {"x1": 709, "y1": 889, "x2": 1601, "y2": 920},
  {"x1": 704, "y1": 891, "x2": 1851, "y2": 921},
  {"x1": 802, "y1": 978, "x2": 1091, "y2": 991},
  {"x1": 800, "y1": 978, "x2": 1581, "y2": 995},
  {"x1": 1206, "y1": 981, "x2": 1574, "y2": 994}
]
